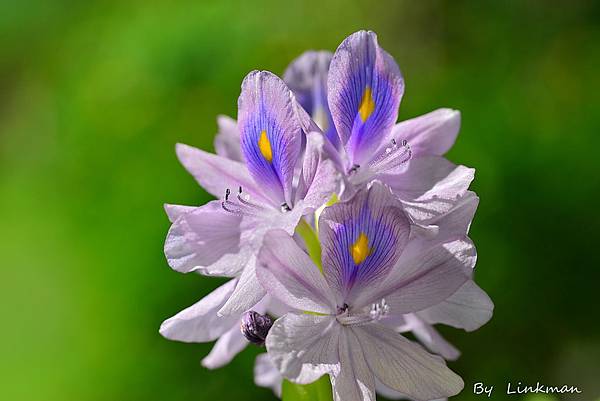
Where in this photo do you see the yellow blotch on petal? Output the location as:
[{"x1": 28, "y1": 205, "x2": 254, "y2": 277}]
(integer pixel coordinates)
[
  {"x1": 350, "y1": 232, "x2": 372, "y2": 265},
  {"x1": 358, "y1": 86, "x2": 375, "y2": 122},
  {"x1": 258, "y1": 130, "x2": 273, "y2": 162}
]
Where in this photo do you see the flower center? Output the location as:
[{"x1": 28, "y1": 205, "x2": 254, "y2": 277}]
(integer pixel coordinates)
[{"x1": 335, "y1": 299, "x2": 389, "y2": 326}]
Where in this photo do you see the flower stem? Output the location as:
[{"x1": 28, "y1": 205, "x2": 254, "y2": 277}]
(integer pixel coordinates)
[
  {"x1": 282, "y1": 376, "x2": 332, "y2": 401},
  {"x1": 295, "y1": 218, "x2": 322, "y2": 272}
]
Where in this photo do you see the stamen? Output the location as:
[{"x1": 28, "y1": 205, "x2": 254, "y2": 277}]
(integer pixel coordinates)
[
  {"x1": 347, "y1": 164, "x2": 360, "y2": 175},
  {"x1": 369, "y1": 299, "x2": 389, "y2": 321},
  {"x1": 280, "y1": 203, "x2": 291, "y2": 212},
  {"x1": 220, "y1": 187, "x2": 270, "y2": 217},
  {"x1": 237, "y1": 187, "x2": 261, "y2": 209},
  {"x1": 337, "y1": 303, "x2": 349, "y2": 315},
  {"x1": 367, "y1": 139, "x2": 411, "y2": 175},
  {"x1": 335, "y1": 300, "x2": 390, "y2": 326}
]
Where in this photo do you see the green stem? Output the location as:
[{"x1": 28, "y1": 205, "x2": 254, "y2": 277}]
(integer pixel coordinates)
[
  {"x1": 282, "y1": 376, "x2": 332, "y2": 401},
  {"x1": 295, "y1": 218, "x2": 322, "y2": 272}
]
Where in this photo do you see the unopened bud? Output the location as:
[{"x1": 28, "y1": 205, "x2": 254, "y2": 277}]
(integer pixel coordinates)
[{"x1": 240, "y1": 311, "x2": 273, "y2": 346}]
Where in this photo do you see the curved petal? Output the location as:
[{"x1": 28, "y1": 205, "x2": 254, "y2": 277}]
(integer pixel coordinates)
[
  {"x1": 266, "y1": 313, "x2": 340, "y2": 384},
  {"x1": 295, "y1": 132, "x2": 340, "y2": 211},
  {"x1": 331, "y1": 328, "x2": 375, "y2": 401},
  {"x1": 423, "y1": 191, "x2": 479, "y2": 238},
  {"x1": 284, "y1": 51, "x2": 339, "y2": 148},
  {"x1": 328, "y1": 30, "x2": 404, "y2": 166},
  {"x1": 356, "y1": 323, "x2": 464, "y2": 400},
  {"x1": 218, "y1": 256, "x2": 266, "y2": 316},
  {"x1": 301, "y1": 158, "x2": 339, "y2": 213},
  {"x1": 387, "y1": 109, "x2": 461, "y2": 157},
  {"x1": 254, "y1": 353, "x2": 283, "y2": 397},
  {"x1": 257, "y1": 229, "x2": 335, "y2": 314},
  {"x1": 159, "y1": 279, "x2": 239, "y2": 342},
  {"x1": 376, "y1": 380, "x2": 448, "y2": 401},
  {"x1": 176, "y1": 143, "x2": 269, "y2": 204},
  {"x1": 164, "y1": 201, "x2": 244, "y2": 275},
  {"x1": 374, "y1": 380, "x2": 409, "y2": 400},
  {"x1": 382, "y1": 156, "x2": 475, "y2": 222},
  {"x1": 418, "y1": 280, "x2": 494, "y2": 332},
  {"x1": 363, "y1": 239, "x2": 473, "y2": 313},
  {"x1": 164, "y1": 203, "x2": 195, "y2": 223},
  {"x1": 216, "y1": 208, "x2": 309, "y2": 317},
  {"x1": 238, "y1": 71, "x2": 303, "y2": 206},
  {"x1": 214, "y1": 115, "x2": 243, "y2": 162},
  {"x1": 407, "y1": 191, "x2": 479, "y2": 265},
  {"x1": 319, "y1": 182, "x2": 410, "y2": 306},
  {"x1": 201, "y1": 324, "x2": 248, "y2": 369},
  {"x1": 401, "y1": 314, "x2": 460, "y2": 361}
]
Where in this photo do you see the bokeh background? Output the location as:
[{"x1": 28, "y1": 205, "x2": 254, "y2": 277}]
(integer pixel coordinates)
[{"x1": 1, "y1": 1, "x2": 599, "y2": 400}]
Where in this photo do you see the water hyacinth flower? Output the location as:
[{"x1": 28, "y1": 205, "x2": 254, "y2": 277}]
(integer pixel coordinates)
[
  {"x1": 283, "y1": 31, "x2": 474, "y2": 223},
  {"x1": 252, "y1": 190, "x2": 493, "y2": 399},
  {"x1": 257, "y1": 182, "x2": 472, "y2": 401},
  {"x1": 165, "y1": 70, "x2": 339, "y2": 316},
  {"x1": 160, "y1": 28, "x2": 492, "y2": 401}
]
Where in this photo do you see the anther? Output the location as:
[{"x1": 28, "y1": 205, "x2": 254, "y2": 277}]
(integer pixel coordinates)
[
  {"x1": 348, "y1": 164, "x2": 360, "y2": 175},
  {"x1": 280, "y1": 203, "x2": 291, "y2": 212},
  {"x1": 337, "y1": 303, "x2": 349, "y2": 315}
]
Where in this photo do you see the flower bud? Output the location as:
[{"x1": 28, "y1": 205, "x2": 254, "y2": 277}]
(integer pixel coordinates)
[{"x1": 240, "y1": 311, "x2": 273, "y2": 346}]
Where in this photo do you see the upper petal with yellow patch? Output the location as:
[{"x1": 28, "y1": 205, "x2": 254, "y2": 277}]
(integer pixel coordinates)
[
  {"x1": 238, "y1": 71, "x2": 303, "y2": 206},
  {"x1": 318, "y1": 182, "x2": 411, "y2": 306},
  {"x1": 328, "y1": 30, "x2": 404, "y2": 167}
]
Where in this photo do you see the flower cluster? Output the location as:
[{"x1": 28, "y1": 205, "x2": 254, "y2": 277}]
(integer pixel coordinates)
[{"x1": 160, "y1": 30, "x2": 493, "y2": 401}]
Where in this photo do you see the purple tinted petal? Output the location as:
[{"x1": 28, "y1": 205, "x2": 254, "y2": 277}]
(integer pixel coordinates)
[
  {"x1": 386, "y1": 109, "x2": 461, "y2": 157},
  {"x1": 295, "y1": 132, "x2": 340, "y2": 210},
  {"x1": 319, "y1": 182, "x2": 410, "y2": 306},
  {"x1": 176, "y1": 143, "x2": 268, "y2": 204},
  {"x1": 417, "y1": 280, "x2": 494, "y2": 332},
  {"x1": 265, "y1": 313, "x2": 340, "y2": 384},
  {"x1": 254, "y1": 353, "x2": 283, "y2": 397},
  {"x1": 401, "y1": 314, "x2": 461, "y2": 361},
  {"x1": 328, "y1": 31, "x2": 404, "y2": 167},
  {"x1": 382, "y1": 156, "x2": 475, "y2": 222},
  {"x1": 201, "y1": 324, "x2": 248, "y2": 369},
  {"x1": 362, "y1": 239, "x2": 473, "y2": 313},
  {"x1": 257, "y1": 229, "x2": 336, "y2": 313},
  {"x1": 163, "y1": 203, "x2": 195, "y2": 223},
  {"x1": 159, "y1": 279, "x2": 239, "y2": 343},
  {"x1": 284, "y1": 51, "x2": 339, "y2": 148},
  {"x1": 218, "y1": 257, "x2": 266, "y2": 316},
  {"x1": 164, "y1": 201, "x2": 243, "y2": 275},
  {"x1": 214, "y1": 114, "x2": 243, "y2": 162},
  {"x1": 238, "y1": 71, "x2": 302, "y2": 206},
  {"x1": 356, "y1": 323, "x2": 464, "y2": 400},
  {"x1": 332, "y1": 328, "x2": 375, "y2": 401}
]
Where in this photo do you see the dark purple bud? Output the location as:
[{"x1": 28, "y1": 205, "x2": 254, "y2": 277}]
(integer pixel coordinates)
[{"x1": 240, "y1": 311, "x2": 273, "y2": 346}]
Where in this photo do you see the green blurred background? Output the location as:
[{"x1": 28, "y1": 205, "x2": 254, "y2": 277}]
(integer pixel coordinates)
[{"x1": 1, "y1": 0, "x2": 599, "y2": 400}]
